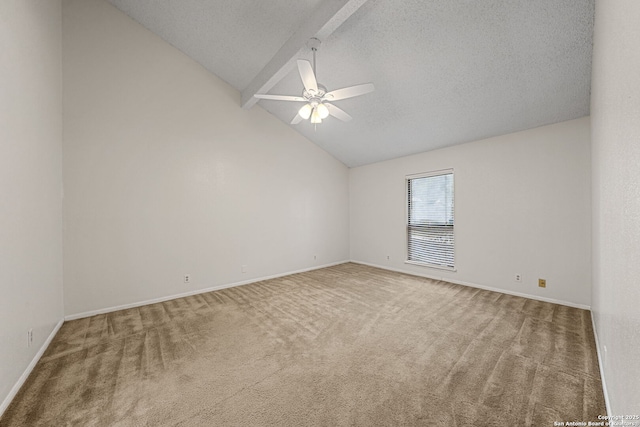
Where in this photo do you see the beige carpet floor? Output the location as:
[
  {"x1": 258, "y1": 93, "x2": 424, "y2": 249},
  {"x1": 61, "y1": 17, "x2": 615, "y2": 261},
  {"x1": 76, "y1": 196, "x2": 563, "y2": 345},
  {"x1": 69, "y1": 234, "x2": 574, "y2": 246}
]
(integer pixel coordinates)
[{"x1": 0, "y1": 263, "x2": 605, "y2": 426}]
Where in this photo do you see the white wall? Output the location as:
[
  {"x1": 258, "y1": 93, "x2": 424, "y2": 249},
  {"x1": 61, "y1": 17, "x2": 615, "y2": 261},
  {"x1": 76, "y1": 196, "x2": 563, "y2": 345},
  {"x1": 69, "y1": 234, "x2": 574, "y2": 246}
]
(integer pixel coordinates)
[
  {"x1": 0, "y1": 0, "x2": 64, "y2": 413},
  {"x1": 591, "y1": 0, "x2": 640, "y2": 415},
  {"x1": 350, "y1": 118, "x2": 592, "y2": 307},
  {"x1": 62, "y1": 0, "x2": 349, "y2": 317}
]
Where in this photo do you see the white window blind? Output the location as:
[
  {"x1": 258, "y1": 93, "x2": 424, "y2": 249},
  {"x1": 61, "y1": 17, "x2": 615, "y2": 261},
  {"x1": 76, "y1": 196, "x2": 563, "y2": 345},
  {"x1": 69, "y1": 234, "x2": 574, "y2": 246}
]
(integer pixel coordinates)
[{"x1": 407, "y1": 170, "x2": 455, "y2": 269}]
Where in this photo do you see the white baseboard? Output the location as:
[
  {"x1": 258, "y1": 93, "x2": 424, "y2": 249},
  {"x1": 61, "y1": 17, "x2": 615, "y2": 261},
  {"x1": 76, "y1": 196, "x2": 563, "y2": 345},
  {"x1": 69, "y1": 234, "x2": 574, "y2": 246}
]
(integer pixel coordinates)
[
  {"x1": 350, "y1": 260, "x2": 591, "y2": 310},
  {"x1": 590, "y1": 313, "x2": 611, "y2": 416},
  {"x1": 0, "y1": 318, "x2": 64, "y2": 418},
  {"x1": 65, "y1": 260, "x2": 350, "y2": 321}
]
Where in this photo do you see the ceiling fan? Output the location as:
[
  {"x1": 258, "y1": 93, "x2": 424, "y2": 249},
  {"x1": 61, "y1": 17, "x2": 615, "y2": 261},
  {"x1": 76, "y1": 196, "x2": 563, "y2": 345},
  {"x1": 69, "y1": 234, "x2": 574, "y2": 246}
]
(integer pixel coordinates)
[{"x1": 254, "y1": 38, "x2": 374, "y2": 125}]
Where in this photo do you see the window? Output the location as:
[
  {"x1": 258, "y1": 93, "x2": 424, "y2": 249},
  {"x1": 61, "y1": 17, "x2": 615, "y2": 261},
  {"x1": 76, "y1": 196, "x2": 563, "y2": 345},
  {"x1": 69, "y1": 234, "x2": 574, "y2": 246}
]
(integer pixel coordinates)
[{"x1": 406, "y1": 169, "x2": 455, "y2": 270}]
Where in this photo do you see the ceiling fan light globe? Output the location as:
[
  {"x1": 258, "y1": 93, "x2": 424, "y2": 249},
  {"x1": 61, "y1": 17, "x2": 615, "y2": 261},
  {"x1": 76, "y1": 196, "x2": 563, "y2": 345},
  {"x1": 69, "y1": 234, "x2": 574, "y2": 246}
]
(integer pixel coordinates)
[
  {"x1": 310, "y1": 107, "x2": 322, "y2": 124},
  {"x1": 317, "y1": 103, "x2": 329, "y2": 119},
  {"x1": 298, "y1": 103, "x2": 313, "y2": 120}
]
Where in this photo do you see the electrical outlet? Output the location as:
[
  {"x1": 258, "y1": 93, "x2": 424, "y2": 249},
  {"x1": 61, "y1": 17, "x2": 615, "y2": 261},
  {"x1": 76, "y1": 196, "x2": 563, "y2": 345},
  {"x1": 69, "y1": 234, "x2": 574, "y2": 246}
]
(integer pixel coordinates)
[
  {"x1": 27, "y1": 329, "x2": 33, "y2": 347},
  {"x1": 386, "y1": 255, "x2": 390, "y2": 260},
  {"x1": 515, "y1": 274, "x2": 522, "y2": 282},
  {"x1": 184, "y1": 274, "x2": 191, "y2": 284},
  {"x1": 314, "y1": 255, "x2": 317, "y2": 260},
  {"x1": 241, "y1": 265, "x2": 247, "y2": 273},
  {"x1": 538, "y1": 278, "x2": 546, "y2": 288}
]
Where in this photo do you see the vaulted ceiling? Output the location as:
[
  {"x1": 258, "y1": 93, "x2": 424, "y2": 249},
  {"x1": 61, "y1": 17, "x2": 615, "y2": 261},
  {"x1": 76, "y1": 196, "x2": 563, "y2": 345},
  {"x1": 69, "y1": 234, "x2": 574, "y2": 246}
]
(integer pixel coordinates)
[{"x1": 107, "y1": 0, "x2": 594, "y2": 167}]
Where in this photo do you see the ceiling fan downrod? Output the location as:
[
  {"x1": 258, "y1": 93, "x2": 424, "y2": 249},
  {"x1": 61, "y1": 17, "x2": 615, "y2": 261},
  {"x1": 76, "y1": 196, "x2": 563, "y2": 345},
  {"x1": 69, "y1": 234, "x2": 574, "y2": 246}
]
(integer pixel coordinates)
[{"x1": 308, "y1": 37, "x2": 321, "y2": 81}]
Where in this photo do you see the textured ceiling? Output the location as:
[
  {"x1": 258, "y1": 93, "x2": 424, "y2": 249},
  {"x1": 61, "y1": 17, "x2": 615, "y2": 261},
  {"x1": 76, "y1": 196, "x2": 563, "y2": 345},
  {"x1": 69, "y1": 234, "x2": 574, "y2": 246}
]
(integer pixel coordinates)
[{"x1": 107, "y1": 0, "x2": 594, "y2": 167}]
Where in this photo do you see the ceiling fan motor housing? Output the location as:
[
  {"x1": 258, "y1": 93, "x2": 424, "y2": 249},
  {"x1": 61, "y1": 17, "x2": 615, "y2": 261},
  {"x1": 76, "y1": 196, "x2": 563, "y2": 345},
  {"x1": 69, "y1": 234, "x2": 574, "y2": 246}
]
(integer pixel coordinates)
[{"x1": 304, "y1": 84, "x2": 327, "y2": 102}]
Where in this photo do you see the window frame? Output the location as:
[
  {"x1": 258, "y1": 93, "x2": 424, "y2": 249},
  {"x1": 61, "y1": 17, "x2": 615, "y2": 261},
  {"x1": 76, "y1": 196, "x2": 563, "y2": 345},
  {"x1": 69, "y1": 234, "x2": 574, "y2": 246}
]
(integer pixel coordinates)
[{"x1": 405, "y1": 169, "x2": 456, "y2": 272}]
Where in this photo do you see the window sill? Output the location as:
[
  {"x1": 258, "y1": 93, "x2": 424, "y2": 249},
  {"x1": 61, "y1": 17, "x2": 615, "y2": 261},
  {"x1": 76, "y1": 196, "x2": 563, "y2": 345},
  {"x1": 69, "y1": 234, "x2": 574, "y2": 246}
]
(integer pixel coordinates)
[{"x1": 405, "y1": 260, "x2": 457, "y2": 272}]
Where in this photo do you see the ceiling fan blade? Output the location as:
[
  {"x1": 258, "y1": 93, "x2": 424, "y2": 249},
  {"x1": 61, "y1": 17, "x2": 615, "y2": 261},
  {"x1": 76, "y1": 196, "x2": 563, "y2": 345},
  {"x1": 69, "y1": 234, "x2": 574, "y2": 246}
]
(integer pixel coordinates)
[
  {"x1": 297, "y1": 60, "x2": 318, "y2": 94},
  {"x1": 254, "y1": 94, "x2": 305, "y2": 101},
  {"x1": 324, "y1": 83, "x2": 375, "y2": 101},
  {"x1": 326, "y1": 103, "x2": 352, "y2": 122},
  {"x1": 291, "y1": 113, "x2": 303, "y2": 125}
]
